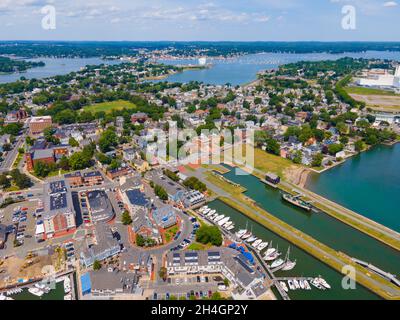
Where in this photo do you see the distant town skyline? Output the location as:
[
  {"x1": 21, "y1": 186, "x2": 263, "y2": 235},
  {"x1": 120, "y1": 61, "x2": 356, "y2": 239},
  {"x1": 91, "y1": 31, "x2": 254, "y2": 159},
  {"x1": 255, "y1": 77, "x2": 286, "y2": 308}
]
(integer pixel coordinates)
[{"x1": 0, "y1": 0, "x2": 399, "y2": 41}]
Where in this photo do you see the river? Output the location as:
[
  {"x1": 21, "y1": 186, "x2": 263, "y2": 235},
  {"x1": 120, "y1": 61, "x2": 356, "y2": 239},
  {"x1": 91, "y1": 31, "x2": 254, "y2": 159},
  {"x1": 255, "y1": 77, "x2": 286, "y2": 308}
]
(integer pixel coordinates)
[{"x1": 307, "y1": 143, "x2": 400, "y2": 232}]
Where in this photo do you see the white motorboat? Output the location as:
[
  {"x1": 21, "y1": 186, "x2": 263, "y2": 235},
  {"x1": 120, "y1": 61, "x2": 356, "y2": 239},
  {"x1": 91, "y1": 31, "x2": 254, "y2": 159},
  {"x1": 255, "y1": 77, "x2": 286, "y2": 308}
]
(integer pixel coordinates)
[
  {"x1": 64, "y1": 277, "x2": 71, "y2": 294},
  {"x1": 257, "y1": 242, "x2": 268, "y2": 251},
  {"x1": 293, "y1": 279, "x2": 300, "y2": 290},
  {"x1": 28, "y1": 287, "x2": 44, "y2": 297},
  {"x1": 270, "y1": 258, "x2": 284, "y2": 269},
  {"x1": 304, "y1": 280, "x2": 312, "y2": 290},
  {"x1": 207, "y1": 210, "x2": 216, "y2": 217},
  {"x1": 226, "y1": 225, "x2": 234, "y2": 231},
  {"x1": 223, "y1": 221, "x2": 233, "y2": 228},
  {"x1": 316, "y1": 276, "x2": 331, "y2": 289},
  {"x1": 214, "y1": 214, "x2": 225, "y2": 222},
  {"x1": 279, "y1": 281, "x2": 288, "y2": 292},
  {"x1": 199, "y1": 206, "x2": 208, "y2": 213},
  {"x1": 252, "y1": 239, "x2": 262, "y2": 247},
  {"x1": 64, "y1": 294, "x2": 73, "y2": 300},
  {"x1": 310, "y1": 278, "x2": 325, "y2": 290},
  {"x1": 203, "y1": 208, "x2": 211, "y2": 215},
  {"x1": 246, "y1": 236, "x2": 258, "y2": 243},
  {"x1": 299, "y1": 280, "x2": 305, "y2": 290},
  {"x1": 287, "y1": 280, "x2": 295, "y2": 290},
  {"x1": 218, "y1": 217, "x2": 230, "y2": 226}
]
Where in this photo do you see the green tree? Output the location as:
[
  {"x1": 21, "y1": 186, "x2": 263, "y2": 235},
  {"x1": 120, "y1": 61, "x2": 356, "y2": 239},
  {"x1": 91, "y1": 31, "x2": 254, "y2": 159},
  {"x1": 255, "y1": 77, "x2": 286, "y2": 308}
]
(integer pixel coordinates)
[
  {"x1": 68, "y1": 137, "x2": 79, "y2": 147},
  {"x1": 354, "y1": 140, "x2": 365, "y2": 152},
  {"x1": 58, "y1": 155, "x2": 70, "y2": 171},
  {"x1": 265, "y1": 138, "x2": 281, "y2": 156},
  {"x1": 121, "y1": 210, "x2": 132, "y2": 225},
  {"x1": 0, "y1": 174, "x2": 11, "y2": 189},
  {"x1": 328, "y1": 143, "x2": 344, "y2": 156},
  {"x1": 196, "y1": 225, "x2": 222, "y2": 246},
  {"x1": 158, "y1": 267, "x2": 168, "y2": 282},
  {"x1": 93, "y1": 260, "x2": 102, "y2": 271},
  {"x1": 311, "y1": 153, "x2": 323, "y2": 167},
  {"x1": 154, "y1": 184, "x2": 168, "y2": 201}
]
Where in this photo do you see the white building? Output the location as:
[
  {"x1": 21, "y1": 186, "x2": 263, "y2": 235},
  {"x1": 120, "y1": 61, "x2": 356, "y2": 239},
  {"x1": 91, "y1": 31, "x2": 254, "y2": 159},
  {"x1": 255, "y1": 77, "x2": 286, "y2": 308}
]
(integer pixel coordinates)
[{"x1": 357, "y1": 66, "x2": 400, "y2": 89}]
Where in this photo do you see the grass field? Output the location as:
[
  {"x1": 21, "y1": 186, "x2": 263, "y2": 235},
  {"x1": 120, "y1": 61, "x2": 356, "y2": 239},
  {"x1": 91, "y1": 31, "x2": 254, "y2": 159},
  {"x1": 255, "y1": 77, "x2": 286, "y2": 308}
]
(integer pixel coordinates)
[
  {"x1": 225, "y1": 145, "x2": 300, "y2": 179},
  {"x1": 82, "y1": 100, "x2": 136, "y2": 114},
  {"x1": 345, "y1": 86, "x2": 398, "y2": 96}
]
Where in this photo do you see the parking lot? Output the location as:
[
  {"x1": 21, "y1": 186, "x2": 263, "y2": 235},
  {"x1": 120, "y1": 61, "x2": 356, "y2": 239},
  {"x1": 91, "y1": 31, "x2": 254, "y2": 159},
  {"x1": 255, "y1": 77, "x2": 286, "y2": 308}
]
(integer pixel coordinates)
[
  {"x1": 151, "y1": 274, "x2": 225, "y2": 300},
  {"x1": 0, "y1": 200, "x2": 41, "y2": 256}
]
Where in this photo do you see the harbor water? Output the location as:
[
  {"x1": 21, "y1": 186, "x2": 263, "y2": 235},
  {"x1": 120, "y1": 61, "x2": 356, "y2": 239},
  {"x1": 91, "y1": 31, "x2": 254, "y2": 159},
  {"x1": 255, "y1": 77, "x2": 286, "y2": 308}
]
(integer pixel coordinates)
[
  {"x1": 208, "y1": 200, "x2": 379, "y2": 300},
  {"x1": 307, "y1": 144, "x2": 400, "y2": 232}
]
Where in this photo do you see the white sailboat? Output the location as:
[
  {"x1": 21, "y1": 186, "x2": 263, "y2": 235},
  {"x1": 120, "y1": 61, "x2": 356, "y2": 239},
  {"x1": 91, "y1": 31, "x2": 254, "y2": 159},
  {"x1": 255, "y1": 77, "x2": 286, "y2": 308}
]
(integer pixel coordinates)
[
  {"x1": 246, "y1": 236, "x2": 258, "y2": 243},
  {"x1": 236, "y1": 229, "x2": 247, "y2": 238},
  {"x1": 281, "y1": 246, "x2": 297, "y2": 271}
]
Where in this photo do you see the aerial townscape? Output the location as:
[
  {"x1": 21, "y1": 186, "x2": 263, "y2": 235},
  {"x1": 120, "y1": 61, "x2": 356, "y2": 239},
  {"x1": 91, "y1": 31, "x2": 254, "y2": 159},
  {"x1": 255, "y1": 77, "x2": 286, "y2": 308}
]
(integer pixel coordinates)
[{"x1": 0, "y1": 1, "x2": 400, "y2": 306}]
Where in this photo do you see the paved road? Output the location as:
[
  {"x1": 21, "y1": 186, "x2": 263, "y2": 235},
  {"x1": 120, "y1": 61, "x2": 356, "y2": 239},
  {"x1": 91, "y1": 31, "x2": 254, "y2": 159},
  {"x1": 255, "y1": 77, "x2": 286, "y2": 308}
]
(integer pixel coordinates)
[
  {"x1": 190, "y1": 166, "x2": 400, "y2": 299},
  {"x1": 0, "y1": 133, "x2": 26, "y2": 173}
]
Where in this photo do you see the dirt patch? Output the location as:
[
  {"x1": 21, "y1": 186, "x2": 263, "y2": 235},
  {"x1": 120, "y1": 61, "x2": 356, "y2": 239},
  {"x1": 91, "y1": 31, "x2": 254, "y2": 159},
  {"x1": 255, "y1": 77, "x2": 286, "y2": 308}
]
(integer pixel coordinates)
[
  {"x1": 0, "y1": 254, "x2": 57, "y2": 288},
  {"x1": 350, "y1": 94, "x2": 400, "y2": 112},
  {"x1": 284, "y1": 166, "x2": 310, "y2": 187}
]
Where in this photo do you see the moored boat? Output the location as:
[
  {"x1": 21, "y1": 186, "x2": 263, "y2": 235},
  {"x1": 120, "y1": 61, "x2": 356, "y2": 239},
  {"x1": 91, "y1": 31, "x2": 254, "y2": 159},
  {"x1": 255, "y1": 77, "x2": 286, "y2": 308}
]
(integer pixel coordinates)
[
  {"x1": 270, "y1": 258, "x2": 284, "y2": 269},
  {"x1": 282, "y1": 193, "x2": 312, "y2": 211},
  {"x1": 279, "y1": 281, "x2": 288, "y2": 292},
  {"x1": 257, "y1": 242, "x2": 268, "y2": 251},
  {"x1": 252, "y1": 239, "x2": 262, "y2": 248}
]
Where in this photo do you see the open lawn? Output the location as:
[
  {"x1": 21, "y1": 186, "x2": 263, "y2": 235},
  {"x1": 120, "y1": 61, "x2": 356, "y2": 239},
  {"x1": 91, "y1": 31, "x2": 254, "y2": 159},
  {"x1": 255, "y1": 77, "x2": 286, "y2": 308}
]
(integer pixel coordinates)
[
  {"x1": 82, "y1": 100, "x2": 136, "y2": 114},
  {"x1": 345, "y1": 86, "x2": 399, "y2": 96},
  {"x1": 225, "y1": 145, "x2": 300, "y2": 179}
]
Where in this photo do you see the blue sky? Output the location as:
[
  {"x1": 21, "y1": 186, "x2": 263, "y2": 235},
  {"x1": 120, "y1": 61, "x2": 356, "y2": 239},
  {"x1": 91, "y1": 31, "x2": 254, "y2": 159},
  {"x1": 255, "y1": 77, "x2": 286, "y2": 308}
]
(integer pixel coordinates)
[{"x1": 0, "y1": 0, "x2": 399, "y2": 41}]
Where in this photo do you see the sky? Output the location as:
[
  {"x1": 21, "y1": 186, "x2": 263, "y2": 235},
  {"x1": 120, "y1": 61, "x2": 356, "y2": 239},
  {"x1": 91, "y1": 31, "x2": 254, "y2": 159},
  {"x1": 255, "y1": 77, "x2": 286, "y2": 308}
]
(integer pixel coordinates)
[{"x1": 0, "y1": 0, "x2": 399, "y2": 41}]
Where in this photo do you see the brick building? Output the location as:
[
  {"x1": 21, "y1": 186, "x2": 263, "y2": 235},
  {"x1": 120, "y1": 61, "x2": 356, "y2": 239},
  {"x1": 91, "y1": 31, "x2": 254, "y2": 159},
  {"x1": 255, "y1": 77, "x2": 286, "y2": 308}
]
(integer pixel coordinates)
[{"x1": 29, "y1": 116, "x2": 53, "y2": 135}]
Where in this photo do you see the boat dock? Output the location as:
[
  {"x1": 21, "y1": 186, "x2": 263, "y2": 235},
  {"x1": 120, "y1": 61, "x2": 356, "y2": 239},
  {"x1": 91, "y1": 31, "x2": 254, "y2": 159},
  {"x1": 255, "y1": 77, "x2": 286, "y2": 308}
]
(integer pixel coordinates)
[
  {"x1": 260, "y1": 179, "x2": 278, "y2": 189},
  {"x1": 245, "y1": 244, "x2": 290, "y2": 300},
  {"x1": 193, "y1": 208, "x2": 291, "y2": 300},
  {"x1": 352, "y1": 258, "x2": 400, "y2": 287}
]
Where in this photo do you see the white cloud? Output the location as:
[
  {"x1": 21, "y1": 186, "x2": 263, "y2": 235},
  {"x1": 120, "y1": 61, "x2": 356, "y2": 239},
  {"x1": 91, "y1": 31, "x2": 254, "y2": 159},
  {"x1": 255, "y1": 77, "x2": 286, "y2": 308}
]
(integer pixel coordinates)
[{"x1": 383, "y1": 1, "x2": 398, "y2": 7}]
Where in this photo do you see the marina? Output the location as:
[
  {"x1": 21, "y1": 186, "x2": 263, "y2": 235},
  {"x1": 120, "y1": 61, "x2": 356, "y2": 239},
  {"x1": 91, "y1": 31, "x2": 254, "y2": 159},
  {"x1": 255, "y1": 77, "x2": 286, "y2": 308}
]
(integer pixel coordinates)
[
  {"x1": 220, "y1": 165, "x2": 400, "y2": 279},
  {"x1": 199, "y1": 201, "x2": 379, "y2": 300}
]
